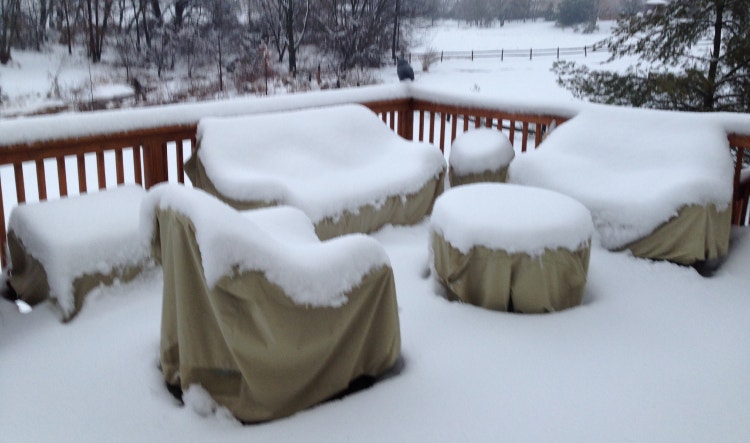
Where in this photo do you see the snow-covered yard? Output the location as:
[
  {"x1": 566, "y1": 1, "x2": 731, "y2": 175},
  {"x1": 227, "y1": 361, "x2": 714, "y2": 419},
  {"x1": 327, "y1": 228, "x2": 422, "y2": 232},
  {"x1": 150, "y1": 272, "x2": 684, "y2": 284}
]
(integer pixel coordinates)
[
  {"x1": 1, "y1": 19, "x2": 750, "y2": 443},
  {"x1": 2, "y1": 219, "x2": 749, "y2": 442}
]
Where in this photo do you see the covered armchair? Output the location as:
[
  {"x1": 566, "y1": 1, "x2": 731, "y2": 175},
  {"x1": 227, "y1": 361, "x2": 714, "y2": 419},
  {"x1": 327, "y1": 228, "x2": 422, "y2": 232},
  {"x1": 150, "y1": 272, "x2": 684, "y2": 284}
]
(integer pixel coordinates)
[{"x1": 143, "y1": 185, "x2": 401, "y2": 422}]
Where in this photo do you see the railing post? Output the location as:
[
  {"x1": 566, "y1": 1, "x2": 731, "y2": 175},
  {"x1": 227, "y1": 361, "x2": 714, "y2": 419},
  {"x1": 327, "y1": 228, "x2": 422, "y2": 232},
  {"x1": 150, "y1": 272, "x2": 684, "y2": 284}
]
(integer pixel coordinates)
[
  {"x1": 399, "y1": 99, "x2": 414, "y2": 141},
  {"x1": 142, "y1": 140, "x2": 169, "y2": 188}
]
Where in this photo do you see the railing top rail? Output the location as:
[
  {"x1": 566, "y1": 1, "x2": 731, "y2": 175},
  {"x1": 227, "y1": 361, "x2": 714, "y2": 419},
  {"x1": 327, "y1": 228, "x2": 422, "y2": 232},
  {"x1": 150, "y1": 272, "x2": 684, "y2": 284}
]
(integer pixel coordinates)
[
  {"x1": 0, "y1": 84, "x2": 412, "y2": 148},
  {"x1": 1, "y1": 84, "x2": 749, "y2": 150}
]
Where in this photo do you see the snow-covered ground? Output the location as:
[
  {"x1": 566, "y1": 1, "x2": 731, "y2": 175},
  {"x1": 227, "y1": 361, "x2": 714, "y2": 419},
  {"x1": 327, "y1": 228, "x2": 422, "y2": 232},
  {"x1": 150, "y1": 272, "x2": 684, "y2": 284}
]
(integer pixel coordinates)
[
  {"x1": 1, "y1": 20, "x2": 616, "y2": 116},
  {"x1": 1, "y1": 19, "x2": 749, "y2": 443}
]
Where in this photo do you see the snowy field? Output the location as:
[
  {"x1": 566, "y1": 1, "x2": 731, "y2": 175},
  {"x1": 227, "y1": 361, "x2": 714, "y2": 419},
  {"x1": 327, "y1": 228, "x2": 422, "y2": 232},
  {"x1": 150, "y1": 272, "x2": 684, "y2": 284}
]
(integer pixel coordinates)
[{"x1": 2, "y1": 20, "x2": 750, "y2": 443}]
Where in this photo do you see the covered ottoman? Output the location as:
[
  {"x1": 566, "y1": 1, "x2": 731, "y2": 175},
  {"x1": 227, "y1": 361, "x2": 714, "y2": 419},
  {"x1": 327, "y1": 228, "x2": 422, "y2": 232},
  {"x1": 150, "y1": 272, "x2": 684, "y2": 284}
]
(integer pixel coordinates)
[{"x1": 449, "y1": 128, "x2": 515, "y2": 187}]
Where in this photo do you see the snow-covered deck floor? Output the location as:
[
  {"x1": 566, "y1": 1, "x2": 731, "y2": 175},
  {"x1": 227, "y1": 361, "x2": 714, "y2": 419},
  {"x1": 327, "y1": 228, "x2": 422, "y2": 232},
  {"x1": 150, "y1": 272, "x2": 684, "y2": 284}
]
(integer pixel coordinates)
[{"x1": 2, "y1": 222, "x2": 749, "y2": 442}]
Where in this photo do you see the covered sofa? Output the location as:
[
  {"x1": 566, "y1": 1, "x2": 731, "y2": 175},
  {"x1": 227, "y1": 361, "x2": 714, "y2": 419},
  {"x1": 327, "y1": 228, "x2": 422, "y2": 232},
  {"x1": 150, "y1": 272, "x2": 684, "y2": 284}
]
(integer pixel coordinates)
[
  {"x1": 509, "y1": 106, "x2": 734, "y2": 267},
  {"x1": 185, "y1": 104, "x2": 446, "y2": 239},
  {"x1": 144, "y1": 184, "x2": 401, "y2": 422}
]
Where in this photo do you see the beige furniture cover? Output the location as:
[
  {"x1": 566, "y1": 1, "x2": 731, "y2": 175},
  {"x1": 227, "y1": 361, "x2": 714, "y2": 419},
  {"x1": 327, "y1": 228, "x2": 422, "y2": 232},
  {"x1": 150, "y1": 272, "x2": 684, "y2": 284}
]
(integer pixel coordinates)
[
  {"x1": 448, "y1": 128, "x2": 514, "y2": 187},
  {"x1": 509, "y1": 107, "x2": 734, "y2": 267},
  {"x1": 147, "y1": 186, "x2": 401, "y2": 422},
  {"x1": 432, "y1": 233, "x2": 591, "y2": 313},
  {"x1": 7, "y1": 186, "x2": 148, "y2": 322},
  {"x1": 429, "y1": 183, "x2": 593, "y2": 313},
  {"x1": 185, "y1": 104, "x2": 446, "y2": 239},
  {"x1": 449, "y1": 166, "x2": 509, "y2": 188},
  {"x1": 621, "y1": 203, "x2": 730, "y2": 266}
]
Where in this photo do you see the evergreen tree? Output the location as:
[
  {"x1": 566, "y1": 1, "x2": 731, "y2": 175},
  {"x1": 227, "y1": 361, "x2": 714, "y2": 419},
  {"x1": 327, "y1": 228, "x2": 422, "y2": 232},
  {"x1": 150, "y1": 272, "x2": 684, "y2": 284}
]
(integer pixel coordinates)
[{"x1": 554, "y1": 0, "x2": 750, "y2": 112}]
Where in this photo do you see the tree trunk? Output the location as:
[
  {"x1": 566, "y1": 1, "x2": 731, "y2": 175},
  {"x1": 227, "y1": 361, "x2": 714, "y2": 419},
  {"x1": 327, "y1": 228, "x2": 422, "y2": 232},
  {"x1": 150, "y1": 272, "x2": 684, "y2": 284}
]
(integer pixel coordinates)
[
  {"x1": 391, "y1": 0, "x2": 400, "y2": 60},
  {"x1": 149, "y1": 0, "x2": 162, "y2": 23},
  {"x1": 0, "y1": 0, "x2": 21, "y2": 64},
  {"x1": 174, "y1": 0, "x2": 187, "y2": 29},
  {"x1": 704, "y1": 0, "x2": 724, "y2": 111},
  {"x1": 285, "y1": 0, "x2": 296, "y2": 75}
]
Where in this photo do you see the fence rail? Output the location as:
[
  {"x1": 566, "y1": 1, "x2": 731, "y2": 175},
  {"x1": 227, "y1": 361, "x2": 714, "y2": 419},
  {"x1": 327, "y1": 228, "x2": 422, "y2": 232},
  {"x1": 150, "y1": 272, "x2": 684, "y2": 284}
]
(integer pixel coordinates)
[
  {"x1": 408, "y1": 43, "x2": 606, "y2": 63},
  {"x1": 0, "y1": 92, "x2": 748, "y2": 268}
]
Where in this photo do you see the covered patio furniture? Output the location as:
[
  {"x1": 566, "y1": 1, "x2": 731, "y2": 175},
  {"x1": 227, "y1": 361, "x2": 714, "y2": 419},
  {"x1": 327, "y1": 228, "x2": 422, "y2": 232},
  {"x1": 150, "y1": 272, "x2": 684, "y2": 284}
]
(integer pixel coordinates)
[
  {"x1": 7, "y1": 185, "x2": 149, "y2": 321},
  {"x1": 449, "y1": 128, "x2": 515, "y2": 187},
  {"x1": 185, "y1": 104, "x2": 446, "y2": 239},
  {"x1": 430, "y1": 183, "x2": 593, "y2": 313},
  {"x1": 144, "y1": 184, "x2": 401, "y2": 422},
  {"x1": 509, "y1": 106, "x2": 734, "y2": 267}
]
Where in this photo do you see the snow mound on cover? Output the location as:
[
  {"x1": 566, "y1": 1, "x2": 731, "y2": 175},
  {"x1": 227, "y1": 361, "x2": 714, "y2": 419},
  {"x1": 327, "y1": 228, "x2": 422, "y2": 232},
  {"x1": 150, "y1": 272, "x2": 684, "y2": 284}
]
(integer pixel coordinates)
[
  {"x1": 8, "y1": 185, "x2": 149, "y2": 316},
  {"x1": 449, "y1": 128, "x2": 514, "y2": 175},
  {"x1": 141, "y1": 184, "x2": 391, "y2": 307},
  {"x1": 430, "y1": 183, "x2": 594, "y2": 255},
  {"x1": 509, "y1": 106, "x2": 734, "y2": 249},
  {"x1": 196, "y1": 104, "x2": 446, "y2": 223}
]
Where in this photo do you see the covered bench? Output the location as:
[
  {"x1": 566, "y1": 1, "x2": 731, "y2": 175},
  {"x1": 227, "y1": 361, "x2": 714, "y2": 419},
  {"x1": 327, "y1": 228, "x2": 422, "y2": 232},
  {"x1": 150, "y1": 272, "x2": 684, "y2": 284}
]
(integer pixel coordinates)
[
  {"x1": 185, "y1": 104, "x2": 446, "y2": 239},
  {"x1": 144, "y1": 184, "x2": 401, "y2": 422},
  {"x1": 509, "y1": 106, "x2": 733, "y2": 268},
  {"x1": 7, "y1": 185, "x2": 149, "y2": 321}
]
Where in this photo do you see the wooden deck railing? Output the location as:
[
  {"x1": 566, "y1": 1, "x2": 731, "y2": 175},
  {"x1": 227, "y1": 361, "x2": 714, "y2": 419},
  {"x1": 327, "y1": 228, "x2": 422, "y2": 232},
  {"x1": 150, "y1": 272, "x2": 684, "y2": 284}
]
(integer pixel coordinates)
[{"x1": 0, "y1": 93, "x2": 748, "y2": 268}]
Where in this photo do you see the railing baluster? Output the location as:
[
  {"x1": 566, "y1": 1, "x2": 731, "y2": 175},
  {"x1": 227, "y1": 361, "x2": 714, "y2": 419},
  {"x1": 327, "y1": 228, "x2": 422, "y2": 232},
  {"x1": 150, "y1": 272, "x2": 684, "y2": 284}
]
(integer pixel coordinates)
[
  {"x1": 439, "y1": 113, "x2": 447, "y2": 152},
  {"x1": 474, "y1": 115, "x2": 481, "y2": 128},
  {"x1": 451, "y1": 113, "x2": 458, "y2": 144},
  {"x1": 35, "y1": 159, "x2": 47, "y2": 201},
  {"x1": 57, "y1": 157, "x2": 68, "y2": 197},
  {"x1": 134, "y1": 146, "x2": 143, "y2": 186},
  {"x1": 77, "y1": 154, "x2": 87, "y2": 194},
  {"x1": 177, "y1": 140, "x2": 185, "y2": 184},
  {"x1": 509, "y1": 119, "x2": 516, "y2": 145},
  {"x1": 0, "y1": 179, "x2": 5, "y2": 268},
  {"x1": 115, "y1": 148, "x2": 125, "y2": 184},
  {"x1": 463, "y1": 114, "x2": 469, "y2": 132},
  {"x1": 521, "y1": 121, "x2": 529, "y2": 152},
  {"x1": 535, "y1": 123, "x2": 543, "y2": 148},
  {"x1": 429, "y1": 112, "x2": 436, "y2": 144},
  {"x1": 96, "y1": 151, "x2": 106, "y2": 189},
  {"x1": 418, "y1": 110, "x2": 425, "y2": 142},
  {"x1": 14, "y1": 163, "x2": 25, "y2": 204}
]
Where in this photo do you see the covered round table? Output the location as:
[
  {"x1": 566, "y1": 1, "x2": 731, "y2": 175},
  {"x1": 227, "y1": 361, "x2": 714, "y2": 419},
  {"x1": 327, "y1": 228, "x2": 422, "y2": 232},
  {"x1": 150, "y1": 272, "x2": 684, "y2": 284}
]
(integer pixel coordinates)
[{"x1": 430, "y1": 183, "x2": 594, "y2": 313}]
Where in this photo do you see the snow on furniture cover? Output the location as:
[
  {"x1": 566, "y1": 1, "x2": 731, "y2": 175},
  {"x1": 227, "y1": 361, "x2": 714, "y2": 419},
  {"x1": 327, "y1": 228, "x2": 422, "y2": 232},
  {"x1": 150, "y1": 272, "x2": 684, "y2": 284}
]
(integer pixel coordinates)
[
  {"x1": 144, "y1": 184, "x2": 401, "y2": 422},
  {"x1": 430, "y1": 184, "x2": 593, "y2": 313},
  {"x1": 7, "y1": 185, "x2": 149, "y2": 322},
  {"x1": 185, "y1": 104, "x2": 446, "y2": 239},
  {"x1": 448, "y1": 128, "x2": 515, "y2": 187},
  {"x1": 509, "y1": 106, "x2": 733, "y2": 266}
]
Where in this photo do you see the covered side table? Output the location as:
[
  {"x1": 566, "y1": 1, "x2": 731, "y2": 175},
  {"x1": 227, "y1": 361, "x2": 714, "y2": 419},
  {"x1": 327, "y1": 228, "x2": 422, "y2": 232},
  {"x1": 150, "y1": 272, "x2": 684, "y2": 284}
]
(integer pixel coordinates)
[
  {"x1": 449, "y1": 128, "x2": 515, "y2": 187},
  {"x1": 430, "y1": 183, "x2": 594, "y2": 313}
]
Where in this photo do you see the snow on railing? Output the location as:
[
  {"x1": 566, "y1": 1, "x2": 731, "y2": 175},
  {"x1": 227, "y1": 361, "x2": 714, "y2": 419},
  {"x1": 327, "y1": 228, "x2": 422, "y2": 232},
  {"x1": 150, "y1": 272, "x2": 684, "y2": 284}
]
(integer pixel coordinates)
[{"x1": 0, "y1": 85, "x2": 749, "y2": 267}]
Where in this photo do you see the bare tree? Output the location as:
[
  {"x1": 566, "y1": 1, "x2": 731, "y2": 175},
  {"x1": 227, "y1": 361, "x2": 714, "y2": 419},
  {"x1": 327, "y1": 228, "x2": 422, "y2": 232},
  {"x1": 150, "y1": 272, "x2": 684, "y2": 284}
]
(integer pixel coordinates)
[
  {"x1": 259, "y1": 0, "x2": 309, "y2": 74},
  {"x1": 84, "y1": 0, "x2": 114, "y2": 62},
  {"x1": 0, "y1": 0, "x2": 21, "y2": 64},
  {"x1": 316, "y1": 0, "x2": 396, "y2": 70}
]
